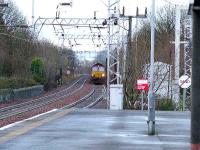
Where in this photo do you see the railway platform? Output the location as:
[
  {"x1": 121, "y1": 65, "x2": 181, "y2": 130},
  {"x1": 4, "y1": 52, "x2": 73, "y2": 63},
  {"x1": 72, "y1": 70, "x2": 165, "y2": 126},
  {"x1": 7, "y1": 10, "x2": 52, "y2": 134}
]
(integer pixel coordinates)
[{"x1": 0, "y1": 109, "x2": 190, "y2": 150}]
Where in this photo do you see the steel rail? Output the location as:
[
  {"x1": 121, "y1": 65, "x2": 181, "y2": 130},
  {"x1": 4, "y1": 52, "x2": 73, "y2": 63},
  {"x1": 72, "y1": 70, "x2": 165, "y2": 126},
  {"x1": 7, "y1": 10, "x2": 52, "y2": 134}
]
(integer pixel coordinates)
[
  {"x1": 0, "y1": 81, "x2": 105, "y2": 124},
  {"x1": 0, "y1": 86, "x2": 94, "y2": 120},
  {"x1": 84, "y1": 85, "x2": 106, "y2": 108},
  {"x1": 0, "y1": 76, "x2": 85, "y2": 113},
  {"x1": 0, "y1": 77, "x2": 88, "y2": 120}
]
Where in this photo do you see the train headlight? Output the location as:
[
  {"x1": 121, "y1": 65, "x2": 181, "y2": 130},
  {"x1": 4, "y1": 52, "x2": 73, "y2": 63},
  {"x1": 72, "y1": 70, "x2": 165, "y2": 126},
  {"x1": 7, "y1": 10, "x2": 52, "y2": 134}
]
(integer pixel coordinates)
[{"x1": 102, "y1": 73, "x2": 105, "y2": 77}]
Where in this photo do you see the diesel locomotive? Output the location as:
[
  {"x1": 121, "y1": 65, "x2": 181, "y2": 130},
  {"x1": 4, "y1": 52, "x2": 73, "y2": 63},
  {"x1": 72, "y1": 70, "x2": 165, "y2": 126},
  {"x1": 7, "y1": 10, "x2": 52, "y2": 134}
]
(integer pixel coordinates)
[{"x1": 90, "y1": 63, "x2": 106, "y2": 84}]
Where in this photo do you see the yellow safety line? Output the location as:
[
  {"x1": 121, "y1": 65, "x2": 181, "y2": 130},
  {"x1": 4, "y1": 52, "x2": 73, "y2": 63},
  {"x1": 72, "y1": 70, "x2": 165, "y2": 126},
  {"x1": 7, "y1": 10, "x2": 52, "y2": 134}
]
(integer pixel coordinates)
[{"x1": 0, "y1": 108, "x2": 74, "y2": 144}]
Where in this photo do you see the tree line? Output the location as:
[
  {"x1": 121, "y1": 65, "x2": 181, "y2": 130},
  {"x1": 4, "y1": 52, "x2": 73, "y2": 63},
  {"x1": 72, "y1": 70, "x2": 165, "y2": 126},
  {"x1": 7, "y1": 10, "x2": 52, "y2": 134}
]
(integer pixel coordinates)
[
  {"x1": 123, "y1": 4, "x2": 189, "y2": 109},
  {"x1": 0, "y1": 0, "x2": 77, "y2": 90}
]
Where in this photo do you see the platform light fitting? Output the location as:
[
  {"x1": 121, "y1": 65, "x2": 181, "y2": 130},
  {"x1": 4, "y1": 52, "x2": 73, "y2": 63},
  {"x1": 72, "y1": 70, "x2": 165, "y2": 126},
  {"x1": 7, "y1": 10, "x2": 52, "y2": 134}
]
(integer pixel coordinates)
[
  {"x1": 94, "y1": 11, "x2": 96, "y2": 19},
  {"x1": 60, "y1": 2, "x2": 72, "y2": 7},
  {"x1": 0, "y1": 3, "x2": 8, "y2": 7},
  {"x1": 145, "y1": 8, "x2": 147, "y2": 17},
  {"x1": 102, "y1": 19, "x2": 107, "y2": 26},
  {"x1": 114, "y1": 19, "x2": 118, "y2": 25}
]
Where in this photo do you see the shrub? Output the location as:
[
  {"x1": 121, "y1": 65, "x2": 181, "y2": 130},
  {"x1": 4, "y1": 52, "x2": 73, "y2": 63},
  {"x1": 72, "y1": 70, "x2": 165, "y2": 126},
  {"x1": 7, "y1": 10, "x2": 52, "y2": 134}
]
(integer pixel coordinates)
[
  {"x1": 156, "y1": 99, "x2": 175, "y2": 111},
  {"x1": 31, "y1": 57, "x2": 45, "y2": 84},
  {"x1": 0, "y1": 77, "x2": 37, "y2": 89}
]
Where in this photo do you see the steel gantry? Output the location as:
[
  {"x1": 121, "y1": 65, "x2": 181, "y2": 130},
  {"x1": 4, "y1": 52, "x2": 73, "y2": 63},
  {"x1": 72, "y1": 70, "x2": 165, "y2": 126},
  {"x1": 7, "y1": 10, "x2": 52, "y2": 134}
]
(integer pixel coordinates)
[
  {"x1": 107, "y1": 0, "x2": 121, "y2": 85},
  {"x1": 105, "y1": 0, "x2": 122, "y2": 109},
  {"x1": 34, "y1": 17, "x2": 108, "y2": 35},
  {"x1": 183, "y1": 13, "x2": 192, "y2": 110},
  {"x1": 169, "y1": 3, "x2": 192, "y2": 109}
]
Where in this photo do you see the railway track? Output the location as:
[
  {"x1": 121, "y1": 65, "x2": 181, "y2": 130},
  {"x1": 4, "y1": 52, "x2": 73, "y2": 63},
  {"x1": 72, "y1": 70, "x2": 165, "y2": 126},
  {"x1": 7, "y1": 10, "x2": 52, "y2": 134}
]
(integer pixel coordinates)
[
  {"x1": 73, "y1": 84, "x2": 106, "y2": 109},
  {"x1": 0, "y1": 76, "x2": 106, "y2": 127}
]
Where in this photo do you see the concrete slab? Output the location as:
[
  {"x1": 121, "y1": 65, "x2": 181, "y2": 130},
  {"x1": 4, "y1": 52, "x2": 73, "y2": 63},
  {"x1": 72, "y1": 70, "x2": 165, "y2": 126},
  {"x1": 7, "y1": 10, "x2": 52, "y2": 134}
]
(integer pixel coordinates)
[{"x1": 0, "y1": 109, "x2": 190, "y2": 150}]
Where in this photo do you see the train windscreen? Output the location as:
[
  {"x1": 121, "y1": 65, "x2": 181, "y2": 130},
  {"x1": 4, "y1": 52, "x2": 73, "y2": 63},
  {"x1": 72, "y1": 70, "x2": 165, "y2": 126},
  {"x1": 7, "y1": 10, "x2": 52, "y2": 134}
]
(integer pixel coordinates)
[
  {"x1": 99, "y1": 66, "x2": 105, "y2": 71},
  {"x1": 92, "y1": 65, "x2": 105, "y2": 71}
]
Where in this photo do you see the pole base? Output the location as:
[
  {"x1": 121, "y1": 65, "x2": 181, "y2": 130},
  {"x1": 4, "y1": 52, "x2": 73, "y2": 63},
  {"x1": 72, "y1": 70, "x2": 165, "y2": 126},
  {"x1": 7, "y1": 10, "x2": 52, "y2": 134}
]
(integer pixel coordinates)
[
  {"x1": 147, "y1": 120, "x2": 155, "y2": 135},
  {"x1": 191, "y1": 144, "x2": 200, "y2": 150}
]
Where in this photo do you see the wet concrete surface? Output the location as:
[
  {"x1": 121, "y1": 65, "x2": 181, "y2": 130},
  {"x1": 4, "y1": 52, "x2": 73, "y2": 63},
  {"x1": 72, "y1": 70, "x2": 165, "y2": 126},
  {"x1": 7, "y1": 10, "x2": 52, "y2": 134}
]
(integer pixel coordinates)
[{"x1": 0, "y1": 109, "x2": 190, "y2": 150}]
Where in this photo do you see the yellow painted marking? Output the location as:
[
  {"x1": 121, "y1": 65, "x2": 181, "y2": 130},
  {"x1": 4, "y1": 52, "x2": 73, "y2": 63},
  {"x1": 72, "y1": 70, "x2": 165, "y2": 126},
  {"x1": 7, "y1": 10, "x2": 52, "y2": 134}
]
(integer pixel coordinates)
[{"x1": 0, "y1": 108, "x2": 74, "y2": 144}]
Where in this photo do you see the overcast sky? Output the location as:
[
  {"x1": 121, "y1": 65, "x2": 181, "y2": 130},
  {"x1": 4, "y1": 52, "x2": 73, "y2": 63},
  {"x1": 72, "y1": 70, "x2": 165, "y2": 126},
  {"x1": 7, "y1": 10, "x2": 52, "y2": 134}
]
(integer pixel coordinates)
[
  {"x1": 14, "y1": 0, "x2": 153, "y2": 23},
  {"x1": 13, "y1": 0, "x2": 189, "y2": 22},
  {"x1": 13, "y1": 0, "x2": 189, "y2": 52}
]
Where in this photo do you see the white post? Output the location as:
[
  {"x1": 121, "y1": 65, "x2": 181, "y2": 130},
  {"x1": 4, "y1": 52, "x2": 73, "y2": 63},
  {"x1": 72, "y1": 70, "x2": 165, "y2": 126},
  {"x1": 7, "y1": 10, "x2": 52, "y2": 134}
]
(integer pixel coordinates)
[
  {"x1": 174, "y1": 5, "x2": 180, "y2": 104},
  {"x1": 32, "y1": 0, "x2": 35, "y2": 27},
  {"x1": 183, "y1": 88, "x2": 186, "y2": 111},
  {"x1": 123, "y1": 20, "x2": 127, "y2": 80},
  {"x1": 141, "y1": 90, "x2": 144, "y2": 111}
]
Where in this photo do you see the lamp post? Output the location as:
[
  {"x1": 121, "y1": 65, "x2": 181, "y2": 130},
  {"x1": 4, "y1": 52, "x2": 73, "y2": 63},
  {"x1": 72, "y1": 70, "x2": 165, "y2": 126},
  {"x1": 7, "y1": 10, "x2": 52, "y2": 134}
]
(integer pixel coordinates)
[
  {"x1": 148, "y1": 0, "x2": 156, "y2": 135},
  {"x1": 174, "y1": 4, "x2": 181, "y2": 105}
]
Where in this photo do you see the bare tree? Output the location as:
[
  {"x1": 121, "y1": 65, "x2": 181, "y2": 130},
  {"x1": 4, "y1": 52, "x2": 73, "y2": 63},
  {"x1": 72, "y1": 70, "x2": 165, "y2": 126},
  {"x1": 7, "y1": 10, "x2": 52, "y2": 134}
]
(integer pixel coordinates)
[{"x1": 123, "y1": 4, "x2": 188, "y2": 109}]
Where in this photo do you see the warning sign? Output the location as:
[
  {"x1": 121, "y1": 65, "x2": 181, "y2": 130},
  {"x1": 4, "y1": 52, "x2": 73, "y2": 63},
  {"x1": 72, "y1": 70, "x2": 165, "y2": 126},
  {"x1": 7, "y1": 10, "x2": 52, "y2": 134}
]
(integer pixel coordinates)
[
  {"x1": 136, "y1": 79, "x2": 149, "y2": 91},
  {"x1": 179, "y1": 75, "x2": 191, "y2": 89}
]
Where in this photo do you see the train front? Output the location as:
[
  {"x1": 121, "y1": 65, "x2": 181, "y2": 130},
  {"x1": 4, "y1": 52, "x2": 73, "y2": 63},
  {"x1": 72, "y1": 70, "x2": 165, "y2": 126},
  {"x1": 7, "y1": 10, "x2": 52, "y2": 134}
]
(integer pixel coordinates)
[{"x1": 91, "y1": 63, "x2": 106, "y2": 84}]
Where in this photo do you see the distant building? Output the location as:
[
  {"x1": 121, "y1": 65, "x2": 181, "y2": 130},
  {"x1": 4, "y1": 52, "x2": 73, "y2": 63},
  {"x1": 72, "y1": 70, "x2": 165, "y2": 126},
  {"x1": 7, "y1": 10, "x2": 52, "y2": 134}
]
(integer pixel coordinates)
[{"x1": 145, "y1": 62, "x2": 173, "y2": 100}]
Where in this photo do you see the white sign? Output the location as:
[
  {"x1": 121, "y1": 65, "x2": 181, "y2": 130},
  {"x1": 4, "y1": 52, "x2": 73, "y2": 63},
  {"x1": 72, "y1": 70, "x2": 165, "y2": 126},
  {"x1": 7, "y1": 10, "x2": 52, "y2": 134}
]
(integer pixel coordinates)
[
  {"x1": 179, "y1": 75, "x2": 191, "y2": 88},
  {"x1": 137, "y1": 79, "x2": 149, "y2": 91},
  {"x1": 137, "y1": 79, "x2": 148, "y2": 84}
]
